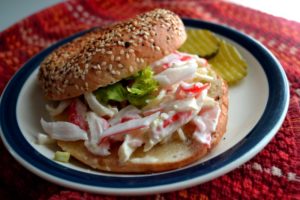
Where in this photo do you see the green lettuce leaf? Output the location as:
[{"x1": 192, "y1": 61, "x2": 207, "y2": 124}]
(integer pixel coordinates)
[
  {"x1": 94, "y1": 82, "x2": 127, "y2": 104},
  {"x1": 127, "y1": 94, "x2": 151, "y2": 107},
  {"x1": 93, "y1": 67, "x2": 158, "y2": 107},
  {"x1": 127, "y1": 67, "x2": 158, "y2": 107}
]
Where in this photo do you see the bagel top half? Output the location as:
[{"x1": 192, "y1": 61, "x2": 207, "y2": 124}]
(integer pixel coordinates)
[{"x1": 38, "y1": 9, "x2": 187, "y2": 100}]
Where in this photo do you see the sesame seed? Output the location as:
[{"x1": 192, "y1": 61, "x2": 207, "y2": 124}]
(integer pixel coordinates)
[
  {"x1": 111, "y1": 55, "x2": 115, "y2": 61},
  {"x1": 129, "y1": 66, "x2": 134, "y2": 72},
  {"x1": 150, "y1": 31, "x2": 155, "y2": 36},
  {"x1": 128, "y1": 49, "x2": 134, "y2": 53},
  {"x1": 106, "y1": 51, "x2": 112, "y2": 54},
  {"x1": 118, "y1": 63, "x2": 123, "y2": 68},
  {"x1": 155, "y1": 46, "x2": 161, "y2": 51},
  {"x1": 120, "y1": 49, "x2": 125, "y2": 55},
  {"x1": 109, "y1": 64, "x2": 113, "y2": 71},
  {"x1": 126, "y1": 53, "x2": 130, "y2": 59},
  {"x1": 116, "y1": 56, "x2": 121, "y2": 61}
]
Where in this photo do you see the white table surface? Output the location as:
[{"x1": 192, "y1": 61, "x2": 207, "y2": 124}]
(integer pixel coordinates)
[{"x1": 0, "y1": 0, "x2": 299, "y2": 32}]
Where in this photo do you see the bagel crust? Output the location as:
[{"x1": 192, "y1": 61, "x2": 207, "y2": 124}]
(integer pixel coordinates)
[
  {"x1": 38, "y1": 9, "x2": 186, "y2": 100},
  {"x1": 57, "y1": 76, "x2": 228, "y2": 173}
]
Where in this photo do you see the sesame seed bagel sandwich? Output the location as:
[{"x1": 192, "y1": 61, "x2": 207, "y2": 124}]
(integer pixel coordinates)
[{"x1": 38, "y1": 9, "x2": 228, "y2": 173}]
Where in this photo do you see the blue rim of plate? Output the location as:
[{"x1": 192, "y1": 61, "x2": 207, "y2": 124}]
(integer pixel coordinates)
[{"x1": 0, "y1": 19, "x2": 289, "y2": 194}]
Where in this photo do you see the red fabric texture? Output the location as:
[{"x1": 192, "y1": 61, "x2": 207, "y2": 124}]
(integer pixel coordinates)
[{"x1": 0, "y1": 0, "x2": 299, "y2": 199}]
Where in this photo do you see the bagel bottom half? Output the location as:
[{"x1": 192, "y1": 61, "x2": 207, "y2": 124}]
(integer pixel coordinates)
[{"x1": 57, "y1": 77, "x2": 228, "y2": 173}]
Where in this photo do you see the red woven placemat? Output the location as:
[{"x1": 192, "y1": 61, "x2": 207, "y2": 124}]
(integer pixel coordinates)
[{"x1": 0, "y1": 0, "x2": 299, "y2": 199}]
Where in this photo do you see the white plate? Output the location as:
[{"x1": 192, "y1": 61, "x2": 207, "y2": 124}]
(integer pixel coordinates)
[{"x1": 0, "y1": 19, "x2": 289, "y2": 195}]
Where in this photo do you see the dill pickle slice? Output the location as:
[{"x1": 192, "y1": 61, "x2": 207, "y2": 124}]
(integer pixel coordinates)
[
  {"x1": 179, "y1": 29, "x2": 220, "y2": 58},
  {"x1": 209, "y1": 40, "x2": 248, "y2": 85}
]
